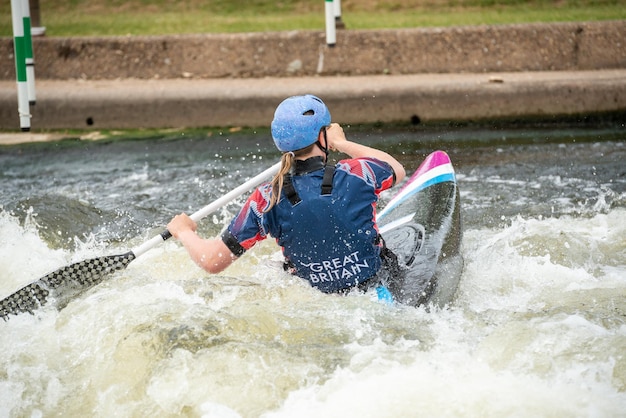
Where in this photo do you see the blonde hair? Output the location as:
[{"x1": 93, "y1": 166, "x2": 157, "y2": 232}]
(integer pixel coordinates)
[{"x1": 264, "y1": 144, "x2": 314, "y2": 212}]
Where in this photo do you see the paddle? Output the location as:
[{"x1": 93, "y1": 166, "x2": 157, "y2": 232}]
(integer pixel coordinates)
[{"x1": 0, "y1": 162, "x2": 281, "y2": 319}]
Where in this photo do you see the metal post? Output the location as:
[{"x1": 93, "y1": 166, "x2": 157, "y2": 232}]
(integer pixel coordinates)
[
  {"x1": 325, "y1": 0, "x2": 336, "y2": 47},
  {"x1": 334, "y1": 0, "x2": 345, "y2": 29},
  {"x1": 30, "y1": 0, "x2": 40, "y2": 26},
  {"x1": 11, "y1": 0, "x2": 30, "y2": 131},
  {"x1": 22, "y1": 0, "x2": 36, "y2": 105},
  {"x1": 29, "y1": 0, "x2": 46, "y2": 36}
]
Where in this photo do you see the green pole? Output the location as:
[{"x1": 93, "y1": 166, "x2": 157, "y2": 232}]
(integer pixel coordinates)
[
  {"x1": 11, "y1": 0, "x2": 30, "y2": 131},
  {"x1": 22, "y1": 0, "x2": 36, "y2": 105}
]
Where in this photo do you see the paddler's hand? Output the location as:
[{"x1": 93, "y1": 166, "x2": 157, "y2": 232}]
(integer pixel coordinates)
[
  {"x1": 323, "y1": 122, "x2": 406, "y2": 183},
  {"x1": 167, "y1": 213, "x2": 197, "y2": 239},
  {"x1": 325, "y1": 123, "x2": 347, "y2": 152}
]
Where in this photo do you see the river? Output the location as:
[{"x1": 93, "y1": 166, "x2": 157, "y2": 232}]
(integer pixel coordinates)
[{"x1": 1, "y1": 122, "x2": 625, "y2": 417}]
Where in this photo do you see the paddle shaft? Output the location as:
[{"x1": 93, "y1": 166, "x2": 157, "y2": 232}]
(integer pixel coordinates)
[
  {"x1": 131, "y1": 161, "x2": 281, "y2": 258},
  {"x1": 0, "y1": 162, "x2": 281, "y2": 318}
]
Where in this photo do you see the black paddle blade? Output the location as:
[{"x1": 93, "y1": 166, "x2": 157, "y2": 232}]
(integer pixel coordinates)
[{"x1": 1, "y1": 251, "x2": 136, "y2": 319}]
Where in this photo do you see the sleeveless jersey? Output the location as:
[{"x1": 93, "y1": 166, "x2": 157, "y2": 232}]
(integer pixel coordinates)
[{"x1": 222, "y1": 157, "x2": 395, "y2": 293}]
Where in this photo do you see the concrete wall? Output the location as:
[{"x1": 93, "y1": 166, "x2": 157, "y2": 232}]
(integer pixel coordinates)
[
  {"x1": 1, "y1": 21, "x2": 624, "y2": 130},
  {"x1": 1, "y1": 20, "x2": 625, "y2": 80}
]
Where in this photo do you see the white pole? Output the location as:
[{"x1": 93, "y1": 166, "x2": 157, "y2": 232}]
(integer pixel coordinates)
[
  {"x1": 333, "y1": 0, "x2": 341, "y2": 17},
  {"x1": 325, "y1": 0, "x2": 336, "y2": 47},
  {"x1": 22, "y1": 0, "x2": 36, "y2": 105},
  {"x1": 334, "y1": 0, "x2": 345, "y2": 29},
  {"x1": 11, "y1": 0, "x2": 30, "y2": 131}
]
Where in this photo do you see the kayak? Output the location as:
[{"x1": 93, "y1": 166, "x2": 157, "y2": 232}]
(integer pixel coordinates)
[{"x1": 377, "y1": 150, "x2": 463, "y2": 307}]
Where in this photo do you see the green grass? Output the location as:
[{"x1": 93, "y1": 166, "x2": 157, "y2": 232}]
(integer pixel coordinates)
[{"x1": 1, "y1": 0, "x2": 624, "y2": 36}]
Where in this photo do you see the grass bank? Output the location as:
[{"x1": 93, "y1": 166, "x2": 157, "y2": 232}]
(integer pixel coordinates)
[{"x1": 1, "y1": 0, "x2": 624, "y2": 36}]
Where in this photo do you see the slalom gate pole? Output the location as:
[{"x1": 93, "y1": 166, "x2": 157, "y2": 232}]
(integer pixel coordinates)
[
  {"x1": 334, "y1": 0, "x2": 345, "y2": 29},
  {"x1": 22, "y1": 0, "x2": 36, "y2": 106},
  {"x1": 10, "y1": 0, "x2": 31, "y2": 131},
  {"x1": 325, "y1": 0, "x2": 336, "y2": 47}
]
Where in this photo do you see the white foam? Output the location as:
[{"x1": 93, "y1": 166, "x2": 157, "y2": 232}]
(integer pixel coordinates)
[
  {"x1": 2, "y1": 209, "x2": 625, "y2": 417},
  {"x1": 0, "y1": 210, "x2": 68, "y2": 298}
]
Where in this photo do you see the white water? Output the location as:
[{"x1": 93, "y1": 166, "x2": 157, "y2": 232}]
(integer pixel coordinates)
[
  {"x1": 1, "y1": 132, "x2": 625, "y2": 417},
  {"x1": 1, "y1": 207, "x2": 625, "y2": 417}
]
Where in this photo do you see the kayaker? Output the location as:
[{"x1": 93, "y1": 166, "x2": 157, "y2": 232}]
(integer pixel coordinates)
[{"x1": 167, "y1": 94, "x2": 406, "y2": 297}]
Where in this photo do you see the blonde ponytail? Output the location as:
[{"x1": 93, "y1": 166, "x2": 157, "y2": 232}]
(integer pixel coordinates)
[
  {"x1": 264, "y1": 152, "x2": 295, "y2": 212},
  {"x1": 264, "y1": 143, "x2": 318, "y2": 212}
]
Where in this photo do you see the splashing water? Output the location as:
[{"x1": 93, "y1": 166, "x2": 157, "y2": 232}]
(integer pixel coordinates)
[{"x1": 1, "y1": 129, "x2": 625, "y2": 417}]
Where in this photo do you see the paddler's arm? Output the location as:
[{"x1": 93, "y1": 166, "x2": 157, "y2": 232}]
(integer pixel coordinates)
[
  {"x1": 325, "y1": 123, "x2": 406, "y2": 183},
  {"x1": 167, "y1": 213, "x2": 238, "y2": 274}
]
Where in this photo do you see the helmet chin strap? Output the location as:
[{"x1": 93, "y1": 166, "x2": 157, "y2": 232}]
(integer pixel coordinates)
[{"x1": 316, "y1": 127, "x2": 330, "y2": 162}]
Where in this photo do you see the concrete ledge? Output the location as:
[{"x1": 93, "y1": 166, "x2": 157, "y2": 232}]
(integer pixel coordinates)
[
  {"x1": 0, "y1": 21, "x2": 624, "y2": 131},
  {"x1": 1, "y1": 70, "x2": 624, "y2": 130},
  {"x1": 1, "y1": 21, "x2": 625, "y2": 80}
]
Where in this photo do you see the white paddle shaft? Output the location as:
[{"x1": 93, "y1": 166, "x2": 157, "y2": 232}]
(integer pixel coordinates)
[{"x1": 131, "y1": 162, "x2": 281, "y2": 258}]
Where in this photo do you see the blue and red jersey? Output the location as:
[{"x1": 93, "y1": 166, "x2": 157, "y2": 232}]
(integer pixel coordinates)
[{"x1": 222, "y1": 156, "x2": 395, "y2": 292}]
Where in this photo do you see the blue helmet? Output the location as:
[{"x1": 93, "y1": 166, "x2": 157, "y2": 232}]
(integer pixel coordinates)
[{"x1": 271, "y1": 95, "x2": 331, "y2": 152}]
